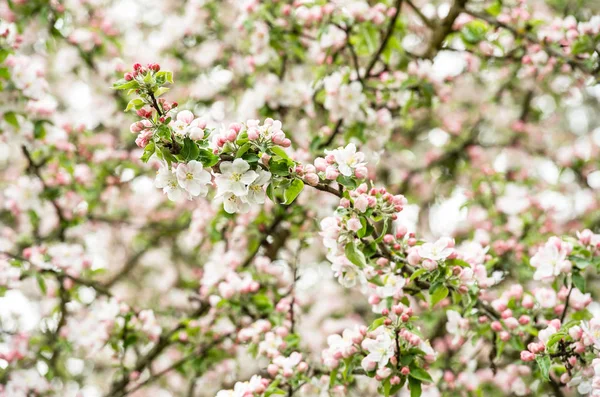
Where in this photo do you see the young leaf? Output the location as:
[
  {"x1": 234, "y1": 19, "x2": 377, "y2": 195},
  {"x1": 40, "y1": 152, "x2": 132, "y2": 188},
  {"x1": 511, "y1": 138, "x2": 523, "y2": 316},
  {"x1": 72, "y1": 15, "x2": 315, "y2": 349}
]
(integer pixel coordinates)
[
  {"x1": 409, "y1": 376, "x2": 422, "y2": 397},
  {"x1": 535, "y1": 355, "x2": 551, "y2": 381},
  {"x1": 180, "y1": 138, "x2": 200, "y2": 162},
  {"x1": 409, "y1": 368, "x2": 433, "y2": 383},
  {"x1": 345, "y1": 241, "x2": 367, "y2": 267},
  {"x1": 270, "y1": 146, "x2": 290, "y2": 160},
  {"x1": 3, "y1": 111, "x2": 19, "y2": 128},
  {"x1": 283, "y1": 179, "x2": 304, "y2": 205},
  {"x1": 430, "y1": 285, "x2": 449, "y2": 307},
  {"x1": 125, "y1": 98, "x2": 145, "y2": 112}
]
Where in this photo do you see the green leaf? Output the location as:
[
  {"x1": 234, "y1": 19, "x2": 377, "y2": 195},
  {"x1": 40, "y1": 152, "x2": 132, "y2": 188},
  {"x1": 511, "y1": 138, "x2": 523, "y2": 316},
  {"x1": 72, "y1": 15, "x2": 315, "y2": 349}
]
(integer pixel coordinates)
[
  {"x1": 155, "y1": 71, "x2": 174, "y2": 84},
  {"x1": 125, "y1": 98, "x2": 145, "y2": 112},
  {"x1": 36, "y1": 274, "x2": 47, "y2": 295},
  {"x1": 154, "y1": 86, "x2": 170, "y2": 97},
  {"x1": 572, "y1": 272, "x2": 586, "y2": 293},
  {"x1": 571, "y1": 35, "x2": 595, "y2": 55},
  {"x1": 269, "y1": 159, "x2": 291, "y2": 176},
  {"x1": 409, "y1": 368, "x2": 433, "y2": 383},
  {"x1": 535, "y1": 355, "x2": 551, "y2": 381},
  {"x1": 329, "y1": 367, "x2": 338, "y2": 388},
  {"x1": 461, "y1": 20, "x2": 489, "y2": 44},
  {"x1": 236, "y1": 142, "x2": 252, "y2": 158},
  {"x1": 367, "y1": 317, "x2": 386, "y2": 332},
  {"x1": 546, "y1": 333, "x2": 566, "y2": 348},
  {"x1": 112, "y1": 79, "x2": 139, "y2": 90},
  {"x1": 0, "y1": 48, "x2": 10, "y2": 63},
  {"x1": 270, "y1": 146, "x2": 290, "y2": 160},
  {"x1": 34, "y1": 120, "x2": 48, "y2": 139},
  {"x1": 410, "y1": 268, "x2": 427, "y2": 282},
  {"x1": 337, "y1": 175, "x2": 357, "y2": 189},
  {"x1": 430, "y1": 285, "x2": 449, "y2": 307},
  {"x1": 266, "y1": 183, "x2": 278, "y2": 204},
  {"x1": 197, "y1": 149, "x2": 219, "y2": 167},
  {"x1": 409, "y1": 376, "x2": 422, "y2": 397},
  {"x1": 180, "y1": 138, "x2": 200, "y2": 162},
  {"x1": 252, "y1": 293, "x2": 274, "y2": 312},
  {"x1": 141, "y1": 142, "x2": 155, "y2": 162},
  {"x1": 356, "y1": 217, "x2": 368, "y2": 238},
  {"x1": 283, "y1": 179, "x2": 304, "y2": 205},
  {"x1": 485, "y1": 0, "x2": 502, "y2": 16},
  {"x1": 570, "y1": 256, "x2": 589, "y2": 269},
  {"x1": 345, "y1": 241, "x2": 367, "y2": 267},
  {"x1": 3, "y1": 111, "x2": 19, "y2": 128}
]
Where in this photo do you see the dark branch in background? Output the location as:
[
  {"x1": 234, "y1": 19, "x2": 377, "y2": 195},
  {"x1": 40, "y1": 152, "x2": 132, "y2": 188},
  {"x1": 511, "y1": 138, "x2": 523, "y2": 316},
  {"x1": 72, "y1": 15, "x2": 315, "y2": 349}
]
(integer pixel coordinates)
[
  {"x1": 560, "y1": 285, "x2": 573, "y2": 323},
  {"x1": 365, "y1": 0, "x2": 404, "y2": 78},
  {"x1": 405, "y1": 0, "x2": 436, "y2": 29},
  {"x1": 424, "y1": 0, "x2": 468, "y2": 59},
  {"x1": 318, "y1": 119, "x2": 343, "y2": 150},
  {"x1": 519, "y1": 89, "x2": 534, "y2": 122},
  {"x1": 318, "y1": 0, "x2": 403, "y2": 150},
  {"x1": 22, "y1": 145, "x2": 68, "y2": 241},
  {"x1": 2, "y1": 251, "x2": 114, "y2": 297},
  {"x1": 103, "y1": 223, "x2": 189, "y2": 287},
  {"x1": 106, "y1": 304, "x2": 210, "y2": 397},
  {"x1": 241, "y1": 210, "x2": 287, "y2": 268},
  {"x1": 116, "y1": 332, "x2": 233, "y2": 397},
  {"x1": 464, "y1": 9, "x2": 598, "y2": 76}
]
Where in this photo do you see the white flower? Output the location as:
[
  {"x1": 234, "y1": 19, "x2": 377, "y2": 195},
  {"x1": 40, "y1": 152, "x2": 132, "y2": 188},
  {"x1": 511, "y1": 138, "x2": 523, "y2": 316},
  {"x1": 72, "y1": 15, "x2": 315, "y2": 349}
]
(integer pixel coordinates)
[
  {"x1": 273, "y1": 352, "x2": 303, "y2": 372},
  {"x1": 155, "y1": 165, "x2": 191, "y2": 201},
  {"x1": 376, "y1": 273, "x2": 406, "y2": 298},
  {"x1": 326, "y1": 143, "x2": 366, "y2": 177},
  {"x1": 418, "y1": 237, "x2": 454, "y2": 261},
  {"x1": 222, "y1": 192, "x2": 251, "y2": 214},
  {"x1": 327, "y1": 327, "x2": 361, "y2": 355},
  {"x1": 530, "y1": 237, "x2": 572, "y2": 282},
  {"x1": 216, "y1": 382, "x2": 250, "y2": 397},
  {"x1": 446, "y1": 310, "x2": 468, "y2": 340},
  {"x1": 246, "y1": 169, "x2": 271, "y2": 204},
  {"x1": 171, "y1": 110, "x2": 206, "y2": 139},
  {"x1": 320, "y1": 25, "x2": 346, "y2": 49},
  {"x1": 496, "y1": 184, "x2": 530, "y2": 215},
  {"x1": 215, "y1": 158, "x2": 258, "y2": 196},
  {"x1": 534, "y1": 287, "x2": 557, "y2": 309},
  {"x1": 331, "y1": 255, "x2": 363, "y2": 288},
  {"x1": 361, "y1": 331, "x2": 395, "y2": 369},
  {"x1": 175, "y1": 160, "x2": 211, "y2": 197},
  {"x1": 581, "y1": 318, "x2": 600, "y2": 349},
  {"x1": 259, "y1": 332, "x2": 285, "y2": 357},
  {"x1": 320, "y1": 216, "x2": 341, "y2": 252},
  {"x1": 538, "y1": 323, "x2": 559, "y2": 344}
]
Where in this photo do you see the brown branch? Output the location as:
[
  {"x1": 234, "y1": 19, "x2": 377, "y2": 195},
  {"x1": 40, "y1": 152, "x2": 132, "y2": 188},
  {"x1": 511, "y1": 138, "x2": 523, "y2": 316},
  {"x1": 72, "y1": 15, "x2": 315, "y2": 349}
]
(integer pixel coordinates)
[
  {"x1": 365, "y1": 0, "x2": 404, "y2": 78},
  {"x1": 21, "y1": 145, "x2": 68, "y2": 241},
  {"x1": 424, "y1": 0, "x2": 468, "y2": 59},
  {"x1": 405, "y1": 0, "x2": 436, "y2": 29},
  {"x1": 464, "y1": 9, "x2": 597, "y2": 76}
]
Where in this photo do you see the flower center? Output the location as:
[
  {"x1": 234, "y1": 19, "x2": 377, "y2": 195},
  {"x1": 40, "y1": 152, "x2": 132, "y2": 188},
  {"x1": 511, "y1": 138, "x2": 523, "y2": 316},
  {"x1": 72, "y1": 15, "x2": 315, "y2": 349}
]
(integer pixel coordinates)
[
  {"x1": 231, "y1": 173, "x2": 242, "y2": 182},
  {"x1": 186, "y1": 172, "x2": 194, "y2": 180}
]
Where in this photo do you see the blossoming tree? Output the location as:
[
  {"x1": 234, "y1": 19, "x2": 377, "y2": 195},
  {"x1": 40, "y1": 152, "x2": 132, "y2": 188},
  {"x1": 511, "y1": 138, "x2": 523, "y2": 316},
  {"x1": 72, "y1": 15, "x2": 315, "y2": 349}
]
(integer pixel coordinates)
[{"x1": 1, "y1": 0, "x2": 600, "y2": 396}]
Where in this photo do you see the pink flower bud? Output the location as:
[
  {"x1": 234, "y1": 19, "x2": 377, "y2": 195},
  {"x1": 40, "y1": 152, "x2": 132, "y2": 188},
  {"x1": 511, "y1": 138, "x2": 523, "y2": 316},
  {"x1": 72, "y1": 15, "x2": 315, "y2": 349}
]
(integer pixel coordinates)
[
  {"x1": 314, "y1": 157, "x2": 327, "y2": 172},
  {"x1": 325, "y1": 167, "x2": 339, "y2": 180},
  {"x1": 422, "y1": 259, "x2": 437, "y2": 271},
  {"x1": 491, "y1": 321, "x2": 503, "y2": 332},
  {"x1": 520, "y1": 351, "x2": 535, "y2": 361},
  {"x1": 267, "y1": 364, "x2": 279, "y2": 377},
  {"x1": 304, "y1": 173, "x2": 319, "y2": 186},
  {"x1": 354, "y1": 166, "x2": 368, "y2": 179}
]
